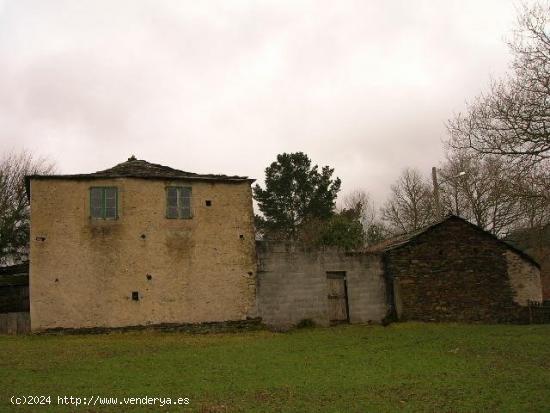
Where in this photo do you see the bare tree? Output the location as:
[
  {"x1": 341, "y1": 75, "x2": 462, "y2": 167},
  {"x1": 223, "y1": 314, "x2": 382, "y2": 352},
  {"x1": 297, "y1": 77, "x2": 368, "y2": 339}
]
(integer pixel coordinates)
[
  {"x1": 438, "y1": 151, "x2": 522, "y2": 236},
  {"x1": 437, "y1": 152, "x2": 471, "y2": 217},
  {"x1": 0, "y1": 151, "x2": 55, "y2": 265},
  {"x1": 448, "y1": 2, "x2": 550, "y2": 170},
  {"x1": 509, "y1": 165, "x2": 550, "y2": 229},
  {"x1": 381, "y1": 168, "x2": 436, "y2": 234},
  {"x1": 446, "y1": 2, "x2": 550, "y2": 233},
  {"x1": 342, "y1": 190, "x2": 388, "y2": 244}
]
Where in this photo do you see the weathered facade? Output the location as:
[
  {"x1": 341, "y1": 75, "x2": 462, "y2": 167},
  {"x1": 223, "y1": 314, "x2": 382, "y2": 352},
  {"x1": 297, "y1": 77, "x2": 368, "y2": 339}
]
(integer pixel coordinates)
[
  {"x1": 372, "y1": 216, "x2": 542, "y2": 323},
  {"x1": 27, "y1": 158, "x2": 257, "y2": 331},
  {"x1": 506, "y1": 226, "x2": 550, "y2": 302},
  {"x1": 256, "y1": 242, "x2": 387, "y2": 327}
]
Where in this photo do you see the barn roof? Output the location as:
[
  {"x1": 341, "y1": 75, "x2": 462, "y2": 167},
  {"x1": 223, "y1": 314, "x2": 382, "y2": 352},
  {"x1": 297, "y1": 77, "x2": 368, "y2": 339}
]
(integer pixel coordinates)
[{"x1": 367, "y1": 215, "x2": 540, "y2": 268}]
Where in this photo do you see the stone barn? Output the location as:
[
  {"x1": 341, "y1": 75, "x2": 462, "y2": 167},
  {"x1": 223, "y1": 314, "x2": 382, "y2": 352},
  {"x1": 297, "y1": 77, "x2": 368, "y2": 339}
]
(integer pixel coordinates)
[
  {"x1": 255, "y1": 216, "x2": 542, "y2": 328},
  {"x1": 26, "y1": 157, "x2": 257, "y2": 331},
  {"x1": 369, "y1": 215, "x2": 542, "y2": 323}
]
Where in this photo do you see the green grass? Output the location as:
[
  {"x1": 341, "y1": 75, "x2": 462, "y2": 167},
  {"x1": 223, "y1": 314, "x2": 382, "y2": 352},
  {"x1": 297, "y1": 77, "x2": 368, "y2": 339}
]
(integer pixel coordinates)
[{"x1": 1, "y1": 323, "x2": 550, "y2": 412}]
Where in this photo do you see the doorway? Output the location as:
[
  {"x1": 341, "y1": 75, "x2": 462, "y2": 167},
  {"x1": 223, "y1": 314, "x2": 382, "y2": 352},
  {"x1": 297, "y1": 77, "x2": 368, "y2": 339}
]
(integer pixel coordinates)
[{"x1": 326, "y1": 271, "x2": 349, "y2": 324}]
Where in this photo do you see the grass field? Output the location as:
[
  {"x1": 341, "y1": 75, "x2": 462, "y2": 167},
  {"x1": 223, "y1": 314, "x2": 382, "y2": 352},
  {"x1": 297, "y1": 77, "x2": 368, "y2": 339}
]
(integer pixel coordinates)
[{"x1": 1, "y1": 323, "x2": 549, "y2": 412}]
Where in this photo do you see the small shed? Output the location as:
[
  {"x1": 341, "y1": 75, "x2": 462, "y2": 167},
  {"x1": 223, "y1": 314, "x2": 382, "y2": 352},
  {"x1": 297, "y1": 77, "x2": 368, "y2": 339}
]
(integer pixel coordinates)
[{"x1": 369, "y1": 215, "x2": 542, "y2": 323}]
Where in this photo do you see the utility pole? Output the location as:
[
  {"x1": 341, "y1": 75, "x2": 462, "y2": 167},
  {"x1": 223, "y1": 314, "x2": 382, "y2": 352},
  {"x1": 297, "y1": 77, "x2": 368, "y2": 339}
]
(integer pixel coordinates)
[
  {"x1": 432, "y1": 167, "x2": 467, "y2": 219},
  {"x1": 432, "y1": 167, "x2": 442, "y2": 218}
]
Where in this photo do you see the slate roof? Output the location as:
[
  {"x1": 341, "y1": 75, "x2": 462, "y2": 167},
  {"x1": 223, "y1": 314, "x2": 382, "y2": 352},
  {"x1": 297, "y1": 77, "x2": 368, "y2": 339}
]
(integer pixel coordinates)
[
  {"x1": 26, "y1": 157, "x2": 255, "y2": 184},
  {"x1": 366, "y1": 215, "x2": 452, "y2": 253},
  {"x1": 366, "y1": 214, "x2": 540, "y2": 267}
]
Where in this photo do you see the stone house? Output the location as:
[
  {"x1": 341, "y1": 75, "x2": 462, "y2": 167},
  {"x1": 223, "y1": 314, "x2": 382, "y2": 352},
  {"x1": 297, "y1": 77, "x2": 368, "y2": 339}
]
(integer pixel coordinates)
[
  {"x1": 368, "y1": 215, "x2": 542, "y2": 323},
  {"x1": 26, "y1": 157, "x2": 257, "y2": 331}
]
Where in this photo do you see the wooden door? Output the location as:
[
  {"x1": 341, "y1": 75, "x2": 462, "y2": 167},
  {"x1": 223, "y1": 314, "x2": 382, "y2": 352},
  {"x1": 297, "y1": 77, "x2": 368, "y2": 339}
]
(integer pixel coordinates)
[{"x1": 327, "y1": 272, "x2": 349, "y2": 323}]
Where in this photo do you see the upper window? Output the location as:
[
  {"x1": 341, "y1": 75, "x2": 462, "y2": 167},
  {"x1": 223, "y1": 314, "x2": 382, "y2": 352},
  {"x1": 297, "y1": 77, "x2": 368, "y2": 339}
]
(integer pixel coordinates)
[
  {"x1": 90, "y1": 187, "x2": 118, "y2": 219},
  {"x1": 166, "y1": 187, "x2": 192, "y2": 219}
]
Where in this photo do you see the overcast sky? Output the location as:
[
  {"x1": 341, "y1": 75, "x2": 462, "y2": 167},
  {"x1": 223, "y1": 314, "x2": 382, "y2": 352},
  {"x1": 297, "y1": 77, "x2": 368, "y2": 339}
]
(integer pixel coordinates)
[{"x1": 0, "y1": 0, "x2": 531, "y2": 206}]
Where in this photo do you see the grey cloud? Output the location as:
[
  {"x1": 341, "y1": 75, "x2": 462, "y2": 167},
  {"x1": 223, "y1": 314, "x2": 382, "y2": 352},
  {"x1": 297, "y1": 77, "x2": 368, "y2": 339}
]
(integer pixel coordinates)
[{"x1": 0, "y1": 0, "x2": 527, "y2": 204}]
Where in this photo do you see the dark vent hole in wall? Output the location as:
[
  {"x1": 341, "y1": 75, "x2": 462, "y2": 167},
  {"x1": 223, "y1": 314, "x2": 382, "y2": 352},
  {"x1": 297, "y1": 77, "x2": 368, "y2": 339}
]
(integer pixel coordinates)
[
  {"x1": 132, "y1": 291, "x2": 139, "y2": 301},
  {"x1": 205, "y1": 200, "x2": 212, "y2": 206}
]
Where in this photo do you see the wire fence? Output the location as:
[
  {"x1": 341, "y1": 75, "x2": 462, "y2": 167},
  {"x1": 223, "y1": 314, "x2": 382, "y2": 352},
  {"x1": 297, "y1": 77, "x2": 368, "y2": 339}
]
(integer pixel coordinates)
[{"x1": 527, "y1": 301, "x2": 550, "y2": 324}]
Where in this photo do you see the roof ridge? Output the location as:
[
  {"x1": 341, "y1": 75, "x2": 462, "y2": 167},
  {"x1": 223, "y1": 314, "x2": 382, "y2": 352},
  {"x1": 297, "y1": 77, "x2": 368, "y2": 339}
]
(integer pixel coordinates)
[
  {"x1": 366, "y1": 214, "x2": 540, "y2": 267},
  {"x1": 26, "y1": 158, "x2": 254, "y2": 182},
  {"x1": 93, "y1": 158, "x2": 198, "y2": 176}
]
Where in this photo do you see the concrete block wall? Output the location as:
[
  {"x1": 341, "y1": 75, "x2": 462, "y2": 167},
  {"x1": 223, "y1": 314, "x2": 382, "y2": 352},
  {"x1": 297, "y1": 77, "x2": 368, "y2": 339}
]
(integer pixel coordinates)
[
  {"x1": 344, "y1": 253, "x2": 387, "y2": 324},
  {"x1": 256, "y1": 242, "x2": 388, "y2": 328}
]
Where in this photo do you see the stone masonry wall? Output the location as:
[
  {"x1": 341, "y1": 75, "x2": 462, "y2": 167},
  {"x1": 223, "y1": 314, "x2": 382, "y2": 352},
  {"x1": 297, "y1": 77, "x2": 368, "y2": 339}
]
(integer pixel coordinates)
[
  {"x1": 386, "y1": 218, "x2": 541, "y2": 323},
  {"x1": 516, "y1": 246, "x2": 550, "y2": 301},
  {"x1": 506, "y1": 250, "x2": 542, "y2": 305},
  {"x1": 256, "y1": 242, "x2": 387, "y2": 328},
  {"x1": 29, "y1": 178, "x2": 257, "y2": 331}
]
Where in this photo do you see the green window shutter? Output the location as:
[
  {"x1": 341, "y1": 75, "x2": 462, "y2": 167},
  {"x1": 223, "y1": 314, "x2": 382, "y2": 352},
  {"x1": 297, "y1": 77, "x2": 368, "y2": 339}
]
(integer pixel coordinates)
[
  {"x1": 178, "y1": 187, "x2": 192, "y2": 219},
  {"x1": 166, "y1": 186, "x2": 192, "y2": 219},
  {"x1": 166, "y1": 187, "x2": 178, "y2": 218},
  {"x1": 104, "y1": 187, "x2": 117, "y2": 219},
  {"x1": 90, "y1": 187, "x2": 104, "y2": 218},
  {"x1": 90, "y1": 187, "x2": 118, "y2": 219}
]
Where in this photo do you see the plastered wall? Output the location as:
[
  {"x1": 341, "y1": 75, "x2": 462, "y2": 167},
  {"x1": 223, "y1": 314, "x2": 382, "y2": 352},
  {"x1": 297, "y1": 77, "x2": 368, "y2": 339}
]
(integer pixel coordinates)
[{"x1": 29, "y1": 178, "x2": 256, "y2": 331}]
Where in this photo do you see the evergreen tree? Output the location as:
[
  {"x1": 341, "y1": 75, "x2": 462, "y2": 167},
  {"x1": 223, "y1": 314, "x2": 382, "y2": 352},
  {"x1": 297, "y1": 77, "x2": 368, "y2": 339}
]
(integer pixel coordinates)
[{"x1": 253, "y1": 152, "x2": 341, "y2": 239}]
